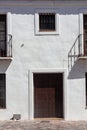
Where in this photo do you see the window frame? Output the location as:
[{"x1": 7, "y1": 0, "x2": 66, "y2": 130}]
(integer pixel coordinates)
[{"x1": 35, "y1": 9, "x2": 59, "y2": 35}]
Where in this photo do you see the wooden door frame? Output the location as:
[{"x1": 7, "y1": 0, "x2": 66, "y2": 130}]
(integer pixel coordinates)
[{"x1": 28, "y1": 68, "x2": 67, "y2": 120}]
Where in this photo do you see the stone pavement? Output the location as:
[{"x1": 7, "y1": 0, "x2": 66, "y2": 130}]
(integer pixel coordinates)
[{"x1": 0, "y1": 119, "x2": 87, "y2": 130}]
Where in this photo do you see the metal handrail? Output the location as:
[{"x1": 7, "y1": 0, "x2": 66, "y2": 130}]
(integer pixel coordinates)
[
  {"x1": 68, "y1": 34, "x2": 83, "y2": 57},
  {"x1": 8, "y1": 34, "x2": 12, "y2": 57},
  {"x1": 68, "y1": 34, "x2": 83, "y2": 70}
]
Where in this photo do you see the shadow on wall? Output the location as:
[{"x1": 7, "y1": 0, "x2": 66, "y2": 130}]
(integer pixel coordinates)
[
  {"x1": 68, "y1": 59, "x2": 87, "y2": 79},
  {"x1": 0, "y1": 60, "x2": 11, "y2": 73}
]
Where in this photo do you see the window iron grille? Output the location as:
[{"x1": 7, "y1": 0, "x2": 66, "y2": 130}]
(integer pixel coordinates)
[{"x1": 39, "y1": 13, "x2": 55, "y2": 31}]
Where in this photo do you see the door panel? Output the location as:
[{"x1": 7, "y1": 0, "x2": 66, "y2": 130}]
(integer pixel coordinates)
[
  {"x1": 34, "y1": 88, "x2": 49, "y2": 118},
  {"x1": 48, "y1": 88, "x2": 55, "y2": 117},
  {"x1": 34, "y1": 73, "x2": 63, "y2": 118}
]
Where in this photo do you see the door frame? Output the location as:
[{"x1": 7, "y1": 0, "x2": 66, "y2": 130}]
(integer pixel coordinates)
[{"x1": 28, "y1": 68, "x2": 67, "y2": 120}]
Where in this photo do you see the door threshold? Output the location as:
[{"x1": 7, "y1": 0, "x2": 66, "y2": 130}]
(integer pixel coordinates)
[{"x1": 34, "y1": 118, "x2": 63, "y2": 120}]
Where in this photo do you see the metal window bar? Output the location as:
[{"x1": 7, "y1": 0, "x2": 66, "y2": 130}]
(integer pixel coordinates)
[{"x1": 39, "y1": 13, "x2": 55, "y2": 31}]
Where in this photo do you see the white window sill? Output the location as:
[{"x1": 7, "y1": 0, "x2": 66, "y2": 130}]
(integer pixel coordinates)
[{"x1": 35, "y1": 30, "x2": 59, "y2": 35}]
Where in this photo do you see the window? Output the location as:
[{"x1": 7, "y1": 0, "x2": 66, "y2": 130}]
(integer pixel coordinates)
[
  {"x1": 83, "y1": 15, "x2": 87, "y2": 55},
  {"x1": 35, "y1": 9, "x2": 59, "y2": 35},
  {"x1": 79, "y1": 13, "x2": 87, "y2": 56},
  {"x1": 0, "y1": 12, "x2": 12, "y2": 57},
  {"x1": 0, "y1": 15, "x2": 7, "y2": 57},
  {"x1": 0, "y1": 74, "x2": 6, "y2": 108},
  {"x1": 39, "y1": 13, "x2": 55, "y2": 31}
]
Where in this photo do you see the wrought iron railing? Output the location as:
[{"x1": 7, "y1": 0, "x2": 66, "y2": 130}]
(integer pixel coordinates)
[
  {"x1": 7, "y1": 34, "x2": 12, "y2": 57},
  {"x1": 0, "y1": 34, "x2": 12, "y2": 57},
  {"x1": 68, "y1": 34, "x2": 83, "y2": 70}
]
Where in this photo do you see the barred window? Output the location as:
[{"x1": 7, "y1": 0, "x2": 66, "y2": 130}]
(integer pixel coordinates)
[
  {"x1": 39, "y1": 13, "x2": 55, "y2": 31},
  {"x1": 0, "y1": 74, "x2": 6, "y2": 108},
  {"x1": 0, "y1": 15, "x2": 7, "y2": 57}
]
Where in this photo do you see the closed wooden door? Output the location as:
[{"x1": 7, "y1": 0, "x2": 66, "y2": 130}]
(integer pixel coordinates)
[
  {"x1": 84, "y1": 15, "x2": 87, "y2": 55},
  {"x1": 34, "y1": 73, "x2": 63, "y2": 118}
]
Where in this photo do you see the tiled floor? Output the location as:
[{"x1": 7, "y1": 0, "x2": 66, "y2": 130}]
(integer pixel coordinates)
[{"x1": 0, "y1": 120, "x2": 86, "y2": 130}]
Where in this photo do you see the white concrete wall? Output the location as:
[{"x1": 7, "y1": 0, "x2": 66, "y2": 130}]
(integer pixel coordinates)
[{"x1": 0, "y1": 0, "x2": 87, "y2": 120}]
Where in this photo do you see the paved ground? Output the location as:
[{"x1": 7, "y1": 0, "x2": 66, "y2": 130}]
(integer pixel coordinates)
[{"x1": 0, "y1": 120, "x2": 87, "y2": 130}]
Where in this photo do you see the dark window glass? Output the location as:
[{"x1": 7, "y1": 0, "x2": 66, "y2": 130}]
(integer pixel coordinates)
[
  {"x1": 39, "y1": 13, "x2": 55, "y2": 31},
  {"x1": 0, "y1": 74, "x2": 6, "y2": 108},
  {"x1": 0, "y1": 15, "x2": 6, "y2": 57}
]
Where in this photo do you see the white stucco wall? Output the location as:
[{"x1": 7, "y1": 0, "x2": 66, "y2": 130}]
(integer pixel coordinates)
[{"x1": 0, "y1": 0, "x2": 87, "y2": 120}]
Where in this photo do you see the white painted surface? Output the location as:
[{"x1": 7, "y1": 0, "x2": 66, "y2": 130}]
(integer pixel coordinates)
[{"x1": 0, "y1": 0, "x2": 87, "y2": 120}]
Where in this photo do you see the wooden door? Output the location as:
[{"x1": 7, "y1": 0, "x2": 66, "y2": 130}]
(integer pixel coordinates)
[
  {"x1": 34, "y1": 73, "x2": 63, "y2": 118},
  {"x1": 55, "y1": 74, "x2": 63, "y2": 118},
  {"x1": 84, "y1": 15, "x2": 87, "y2": 55}
]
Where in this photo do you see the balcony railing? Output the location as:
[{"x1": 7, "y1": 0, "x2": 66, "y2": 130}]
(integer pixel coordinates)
[
  {"x1": 7, "y1": 34, "x2": 12, "y2": 57},
  {"x1": 0, "y1": 34, "x2": 12, "y2": 59},
  {"x1": 68, "y1": 34, "x2": 83, "y2": 71}
]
